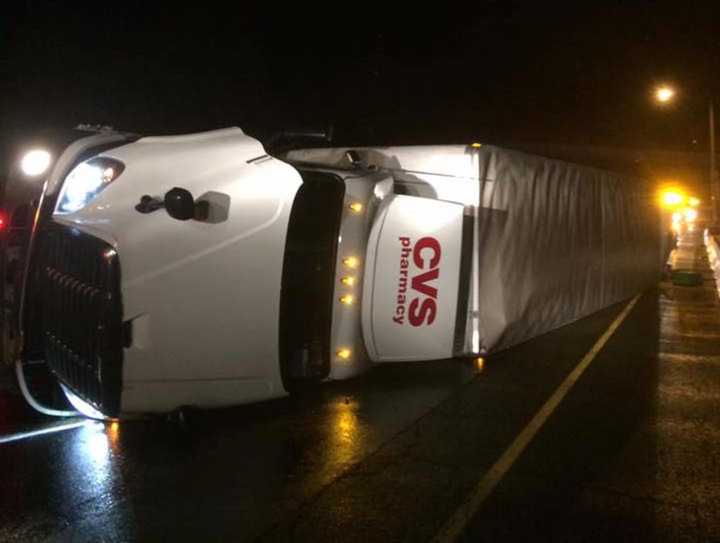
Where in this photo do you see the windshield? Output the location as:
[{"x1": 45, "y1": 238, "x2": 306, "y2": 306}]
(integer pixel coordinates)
[{"x1": 279, "y1": 170, "x2": 345, "y2": 387}]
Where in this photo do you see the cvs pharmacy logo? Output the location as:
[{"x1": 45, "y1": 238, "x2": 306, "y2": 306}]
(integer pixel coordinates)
[{"x1": 392, "y1": 236, "x2": 441, "y2": 327}]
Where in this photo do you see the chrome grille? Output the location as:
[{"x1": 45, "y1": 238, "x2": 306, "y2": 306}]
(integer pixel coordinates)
[{"x1": 36, "y1": 224, "x2": 123, "y2": 416}]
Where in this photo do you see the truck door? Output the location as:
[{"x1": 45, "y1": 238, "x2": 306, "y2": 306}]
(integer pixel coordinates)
[{"x1": 361, "y1": 195, "x2": 465, "y2": 361}]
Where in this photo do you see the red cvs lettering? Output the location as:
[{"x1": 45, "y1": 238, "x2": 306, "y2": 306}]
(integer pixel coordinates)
[
  {"x1": 409, "y1": 237, "x2": 440, "y2": 326},
  {"x1": 393, "y1": 236, "x2": 442, "y2": 326}
]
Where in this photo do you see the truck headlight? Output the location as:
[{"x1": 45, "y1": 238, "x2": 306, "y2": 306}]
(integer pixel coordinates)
[{"x1": 55, "y1": 157, "x2": 125, "y2": 214}]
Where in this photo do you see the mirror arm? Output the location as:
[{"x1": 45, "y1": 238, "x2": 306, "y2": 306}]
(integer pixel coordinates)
[{"x1": 135, "y1": 195, "x2": 164, "y2": 214}]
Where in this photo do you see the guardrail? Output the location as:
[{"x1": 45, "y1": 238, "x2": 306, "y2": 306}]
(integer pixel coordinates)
[{"x1": 704, "y1": 231, "x2": 720, "y2": 300}]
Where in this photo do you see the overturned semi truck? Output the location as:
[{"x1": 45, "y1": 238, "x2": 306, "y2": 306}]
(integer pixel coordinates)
[{"x1": 2, "y1": 127, "x2": 661, "y2": 418}]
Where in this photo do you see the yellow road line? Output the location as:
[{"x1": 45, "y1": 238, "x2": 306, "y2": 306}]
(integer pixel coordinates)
[{"x1": 432, "y1": 294, "x2": 641, "y2": 543}]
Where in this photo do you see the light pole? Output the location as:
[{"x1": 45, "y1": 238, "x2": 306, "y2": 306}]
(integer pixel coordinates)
[
  {"x1": 709, "y1": 99, "x2": 717, "y2": 222},
  {"x1": 652, "y1": 84, "x2": 718, "y2": 223}
]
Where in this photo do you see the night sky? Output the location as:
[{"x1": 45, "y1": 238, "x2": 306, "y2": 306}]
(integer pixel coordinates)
[{"x1": 2, "y1": 2, "x2": 720, "y2": 151}]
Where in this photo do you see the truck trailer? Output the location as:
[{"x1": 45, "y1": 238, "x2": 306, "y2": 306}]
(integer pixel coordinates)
[{"x1": 1, "y1": 127, "x2": 661, "y2": 419}]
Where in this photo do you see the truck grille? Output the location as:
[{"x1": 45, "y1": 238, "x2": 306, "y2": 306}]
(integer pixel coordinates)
[{"x1": 36, "y1": 224, "x2": 123, "y2": 417}]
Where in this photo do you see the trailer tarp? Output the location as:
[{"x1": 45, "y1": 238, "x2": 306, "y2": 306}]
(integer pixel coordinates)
[{"x1": 469, "y1": 145, "x2": 660, "y2": 352}]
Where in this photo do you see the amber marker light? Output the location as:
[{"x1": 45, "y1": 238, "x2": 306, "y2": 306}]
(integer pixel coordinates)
[
  {"x1": 688, "y1": 196, "x2": 701, "y2": 207},
  {"x1": 475, "y1": 357, "x2": 485, "y2": 372},
  {"x1": 339, "y1": 294, "x2": 354, "y2": 305},
  {"x1": 340, "y1": 276, "x2": 356, "y2": 286},
  {"x1": 349, "y1": 202, "x2": 363, "y2": 213},
  {"x1": 471, "y1": 142, "x2": 482, "y2": 148},
  {"x1": 343, "y1": 256, "x2": 359, "y2": 269},
  {"x1": 336, "y1": 348, "x2": 352, "y2": 360}
]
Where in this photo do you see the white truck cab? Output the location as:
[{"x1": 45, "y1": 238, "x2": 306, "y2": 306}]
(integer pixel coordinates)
[{"x1": 18, "y1": 128, "x2": 478, "y2": 417}]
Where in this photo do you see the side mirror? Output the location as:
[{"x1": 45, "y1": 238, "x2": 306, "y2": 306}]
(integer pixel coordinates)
[{"x1": 164, "y1": 187, "x2": 195, "y2": 221}]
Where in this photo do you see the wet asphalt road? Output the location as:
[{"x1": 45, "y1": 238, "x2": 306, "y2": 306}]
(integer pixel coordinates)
[{"x1": 0, "y1": 231, "x2": 719, "y2": 542}]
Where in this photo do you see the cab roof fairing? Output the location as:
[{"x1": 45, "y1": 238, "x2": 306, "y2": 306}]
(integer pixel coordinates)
[{"x1": 284, "y1": 145, "x2": 495, "y2": 209}]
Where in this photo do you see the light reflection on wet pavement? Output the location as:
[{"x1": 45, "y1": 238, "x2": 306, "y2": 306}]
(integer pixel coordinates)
[{"x1": 1, "y1": 231, "x2": 719, "y2": 542}]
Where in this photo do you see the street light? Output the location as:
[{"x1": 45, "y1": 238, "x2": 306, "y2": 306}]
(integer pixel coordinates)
[
  {"x1": 655, "y1": 85, "x2": 676, "y2": 104},
  {"x1": 652, "y1": 85, "x2": 718, "y2": 222},
  {"x1": 20, "y1": 149, "x2": 52, "y2": 177},
  {"x1": 661, "y1": 189, "x2": 685, "y2": 208}
]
